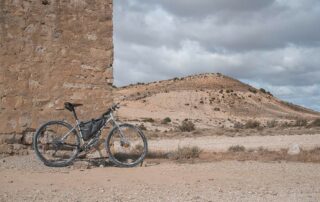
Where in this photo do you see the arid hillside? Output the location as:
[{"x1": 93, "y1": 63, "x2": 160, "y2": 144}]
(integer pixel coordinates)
[{"x1": 115, "y1": 73, "x2": 320, "y2": 130}]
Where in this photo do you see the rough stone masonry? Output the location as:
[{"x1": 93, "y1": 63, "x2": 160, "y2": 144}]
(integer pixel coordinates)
[{"x1": 0, "y1": 0, "x2": 114, "y2": 152}]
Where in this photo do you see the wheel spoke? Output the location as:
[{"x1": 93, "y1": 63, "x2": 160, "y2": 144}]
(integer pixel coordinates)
[
  {"x1": 107, "y1": 124, "x2": 147, "y2": 167},
  {"x1": 34, "y1": 121, "x2": 80, "y2": 167}
]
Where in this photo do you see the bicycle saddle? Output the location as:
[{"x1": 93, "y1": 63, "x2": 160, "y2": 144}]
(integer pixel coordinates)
[{"x1": 64, "y1": 102, "x2": 83, "y2": 111}]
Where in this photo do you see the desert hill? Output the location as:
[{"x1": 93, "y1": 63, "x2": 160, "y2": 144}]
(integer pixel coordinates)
[{"x1": 115, "y1": 73, "x2": 320, "y2": 129}]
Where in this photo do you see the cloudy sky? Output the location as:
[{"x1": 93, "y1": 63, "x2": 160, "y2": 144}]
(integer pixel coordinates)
[{"x1": 113, "y1": 0, "x2": 320, "y2": 111}]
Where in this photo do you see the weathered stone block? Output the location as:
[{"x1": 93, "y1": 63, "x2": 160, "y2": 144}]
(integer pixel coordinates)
[{"x1": 0, "y1": 0, "x2": 114, "y2": 142}]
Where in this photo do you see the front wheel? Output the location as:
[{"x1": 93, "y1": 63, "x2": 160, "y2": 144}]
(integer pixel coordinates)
[
  {"x1": 33, "y1": 121, "x2": 80, "y2": 167},
  {"x1": 106, "y1": 124, "x2": 148, "y2": 167}
]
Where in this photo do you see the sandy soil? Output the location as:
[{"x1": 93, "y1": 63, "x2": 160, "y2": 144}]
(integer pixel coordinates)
[
  {"x1": 0, "y1": 155, "x2": 320, "y2": 202},
  {"x1": 148, "y1": 134, "x2": 320, "y2": 152}
]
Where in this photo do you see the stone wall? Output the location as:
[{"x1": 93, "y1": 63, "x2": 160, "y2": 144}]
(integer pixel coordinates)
[{"x1": 0, "y1": 0, "x2": 114, "y2": 151}]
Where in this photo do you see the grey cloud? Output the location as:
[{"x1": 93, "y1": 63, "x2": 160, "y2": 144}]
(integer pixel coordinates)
[{"x1": 114, "y1": 1, "x2": 320, "y2": 111}]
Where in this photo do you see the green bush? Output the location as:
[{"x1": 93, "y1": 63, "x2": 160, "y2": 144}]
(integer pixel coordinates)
[
  {"x1": 161, "y1": 117, "x2": 171, "y2": 124},
  {"x1": 248, "y1": 88, "x2": 257, "y2": 94}
]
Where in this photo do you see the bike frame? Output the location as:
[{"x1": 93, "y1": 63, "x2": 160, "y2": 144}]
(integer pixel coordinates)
[{"x1": 60, "y1": 111, "x2": 127, "y2": 147}]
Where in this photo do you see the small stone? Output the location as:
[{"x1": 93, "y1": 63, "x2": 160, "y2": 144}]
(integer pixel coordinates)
[{"x1": 287, "y1": 144, "x2": 301, "y2": 155}]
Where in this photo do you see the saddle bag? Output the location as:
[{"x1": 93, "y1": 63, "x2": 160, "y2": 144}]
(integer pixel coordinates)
[{"x1": 80, "y1": 118, "x2": 105, "y2": 141}]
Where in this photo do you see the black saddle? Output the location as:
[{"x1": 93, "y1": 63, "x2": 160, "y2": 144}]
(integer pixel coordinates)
[{"x1": 64, "y1": 102, "x2": 83, "y2": 112}]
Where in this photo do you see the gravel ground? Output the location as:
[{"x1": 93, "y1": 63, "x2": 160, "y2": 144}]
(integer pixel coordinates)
[{"x1": 1, "y1": 155, "x2": 320, "y2": 201}]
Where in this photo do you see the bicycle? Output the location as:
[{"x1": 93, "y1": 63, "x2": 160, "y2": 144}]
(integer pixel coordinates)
[{"x1": 33, "y1": 102, "x2": 148, "y2": 167}]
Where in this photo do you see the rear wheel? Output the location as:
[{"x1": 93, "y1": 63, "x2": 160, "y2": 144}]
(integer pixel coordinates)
[
  {"x1": 33, "y1": 121, "x2": 80, "y2": 167},
  {"x1": 106, "y1": 124, "x2": 148, "y2": 167}
]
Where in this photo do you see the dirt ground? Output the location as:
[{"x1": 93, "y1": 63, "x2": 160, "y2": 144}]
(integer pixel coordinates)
[{"x1": 1, "y1": 155, "x2": 320, "y2": 202}]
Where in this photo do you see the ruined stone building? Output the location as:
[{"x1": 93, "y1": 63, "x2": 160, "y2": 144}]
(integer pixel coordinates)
[{"x1": 0, "y1": 0, "x2": 114, "y2": 150}]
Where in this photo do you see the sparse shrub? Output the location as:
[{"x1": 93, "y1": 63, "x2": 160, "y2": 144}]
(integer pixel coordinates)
[
  {"x1": 142, "y1": 118, "x2": 154, "y2": 123},
  {"x1": 260, "y1": 88, "x2": 267, "y2": 94},
  {"x1": 281, "y1": 121, "x2": 291, "y2": 128},
  {"x1": 248, "y1": 88, "x2": 257, "y2": 94},
  {"x1": 179, "y1": 120, "x2": 195, "y2": 132},
  {"x1": 219, "y1": 89, "x2": 223, "y2": 94},
  {"x1": 259, "y1": 88, "x2": 273, "y2": 96},
  {"x1": 161, "y1": 117, "x2": 171, "y2": 124},
  {"x1": 199, "y1": 100, "x2": 204, "y2": 104},
  {"x1": 214, "y1": 107, "x2": 220, "y2": 111},
  {"x1": 267, "y1": 120, "x2": 278, "y2": 128},
  {"x1": 294, "y1": 119, "x2": 308, "y2": 127},
  {"x1": 170, "y1": 146, "x2": 201, "y2": 160},
  {"x1": 234, "y1": 122, "x2": 244, "y2": 129},
  {"x1": 309, "y1": 119, "x2": 320, "y2": 127},
  {"x1": 245, "y1": 120, "x2": 260, "y2": 129},
  {"x1": 228, "y1": 145, "x2": 246, "y2": 152},
  {"x1": 138, "y1": 124, "x2": 147, "y2": 131}
]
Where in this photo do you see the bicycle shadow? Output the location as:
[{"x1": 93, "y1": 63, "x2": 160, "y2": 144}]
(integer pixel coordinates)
[{"x1": 73, "y1": 156, "x2": 114, "y2": 168}]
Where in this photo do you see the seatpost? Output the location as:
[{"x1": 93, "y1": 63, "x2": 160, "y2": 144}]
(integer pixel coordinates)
[{"x1": 72, "y1": 108, "x2": 79, "y2": 121}]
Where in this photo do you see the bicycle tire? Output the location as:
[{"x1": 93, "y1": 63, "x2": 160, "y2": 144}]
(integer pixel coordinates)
[
  {"x1": 106, "y1": 123, "x2": 148, "y2": 167},
  {"x1": 33, "y1": 121, "x2": 80, "y2": 167}
]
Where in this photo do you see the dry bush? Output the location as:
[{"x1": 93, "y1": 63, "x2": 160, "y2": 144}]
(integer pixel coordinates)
[
  {"x1": 179, "y1": 120, "x2": 195, "y2": 132},
  {"x1": 147, "y1": 150, "x2": 169, "y2": 159},
  {"x1": 170, "y1": 146, "x2": 201, "y2": 160},
  {"x1": 233, "y1": 122, "x2": 244, "y2": 129},
  {"x1": 267, "y1": 120, "x2": 277, "y2": 128},
  {"x1": 142, "y1": 118, "x2": 155, "y2": 123},
  {"x1": 294, "y1": 118, "x2": 308, "y2": 127},
  {"x1": 138, "y1": 124, "x2": 147, "y2": 131},
  {"x1": 228, "y1": 145, "x2": 246, "y2": 152},
  {"x1": 308, "y1": 119, "x2": 320, "y2": 127},
  {"x1": 245, "y1": 120, "x2": 260, "y2": 129},
  {"x1": 161, "y1": 117, "x2": 171, "y2": 124}
]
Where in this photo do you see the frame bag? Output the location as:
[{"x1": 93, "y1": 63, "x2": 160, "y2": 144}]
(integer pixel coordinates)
[{"x1": 80, "y1": 118, "x2": 105, "y2": 141}]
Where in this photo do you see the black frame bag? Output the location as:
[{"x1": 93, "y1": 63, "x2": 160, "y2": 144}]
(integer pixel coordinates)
[{"x1": 80, "y1": 118, "x2": 105, "y2": 141}]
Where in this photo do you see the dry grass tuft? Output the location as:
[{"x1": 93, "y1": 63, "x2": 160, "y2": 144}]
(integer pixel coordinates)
[
  {"x1": 169, "y1": 146, "x2": 201, "y2": 160},
  {"x1": 228, "y1": 145, "x2": 246, "y2": 152}
]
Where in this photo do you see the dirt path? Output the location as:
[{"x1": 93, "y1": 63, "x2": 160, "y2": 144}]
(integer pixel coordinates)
[
  {"x1": 0, "y1": 155, "x2": 320, "y2": 201},
  {"x1": 148, "y1": 134, "x2": 320, "y2": 152}
]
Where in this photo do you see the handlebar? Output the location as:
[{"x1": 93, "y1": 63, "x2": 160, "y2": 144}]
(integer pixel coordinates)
[{"x1": 102, "y1": 103, "x2": 120, "y2": 117}]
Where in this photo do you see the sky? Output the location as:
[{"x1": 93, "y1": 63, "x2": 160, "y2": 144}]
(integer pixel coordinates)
[{"x1": 113, "y1": 0, "x2": 320, "y2": 111}]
